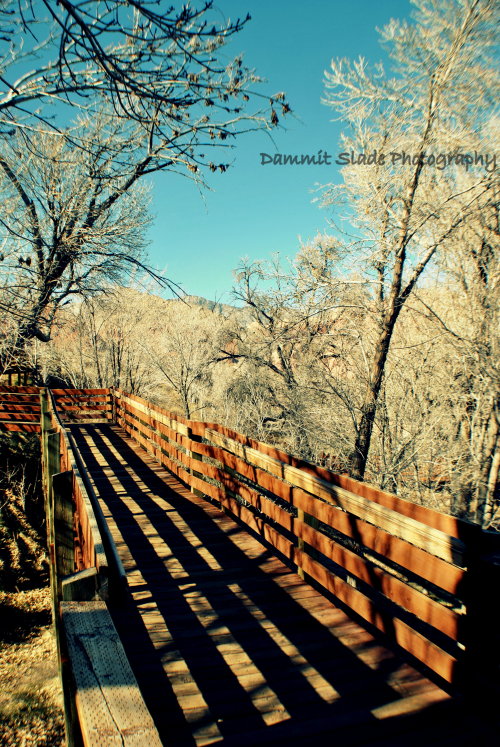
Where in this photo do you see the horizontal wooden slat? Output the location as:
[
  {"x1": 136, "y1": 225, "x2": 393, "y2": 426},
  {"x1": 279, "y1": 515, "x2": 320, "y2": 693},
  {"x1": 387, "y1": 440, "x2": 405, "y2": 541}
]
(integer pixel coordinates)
[
  {"x1": 68, "y1": 412, "x2": 113, "y2": 419},
  {"x1": 206, "y1": 429, "x2": 466, "y2": 567},
  {"x1": 55, "y1": 403, "x2": 112, "y2": 411},
  {"x1": 0, "y1": 403, "x2": 41, "y2": 412},
  {"x1": 54, "y1": 390, "x2": 111, "y2": 404},
  {"x1": 0, "y1": 422, "x2": 40, "y2": 432},
  {"x1": 0, "y1": 412, "x2": 41, "y2": 422},
  {"x1": 0, "y1": 394, "x2": 41, "y2": 403},
  {"x1": 51, "y1": 388, "x2": 110, "y2": 395},
  {"x1": 292, "y1": 489, "x2": 464, "y2": 595},
  {"x1": 0, "y1": 385, "x2": 40, "y2": 393}
]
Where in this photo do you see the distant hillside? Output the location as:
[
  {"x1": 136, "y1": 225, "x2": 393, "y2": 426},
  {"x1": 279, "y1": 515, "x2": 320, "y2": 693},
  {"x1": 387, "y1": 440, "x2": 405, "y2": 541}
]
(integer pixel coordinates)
[{"x1": 180, "y1": 295, "x2": 238, "y2": 315}]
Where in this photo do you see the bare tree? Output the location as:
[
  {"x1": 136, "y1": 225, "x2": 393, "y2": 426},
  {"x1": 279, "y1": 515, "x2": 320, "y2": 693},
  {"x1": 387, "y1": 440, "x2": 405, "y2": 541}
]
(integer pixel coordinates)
[
  {"x1": 225, "y1": 240, "x2": 359, "y2": 459},
  {"x1": 143, "y1": 301, "x2": 224, "y2": 418},
  {"x1": 45, "y1": 288, "x2": 159, "y2": 394},
  {"x1": 1, "y1": 1, "x2": 288, "y2": 148},
  {"x1": 321, "y1": 0, "x2": 499, "y2": 479},
  {"x1": 0, "y1": 1, "x2": 289, "y2": 353},
  {"x1": 415, "y1": 189, "x2": 500, "y2": 526},
  {"x1": 0, "y1": 122, "x2": 155, "y2": 347}
]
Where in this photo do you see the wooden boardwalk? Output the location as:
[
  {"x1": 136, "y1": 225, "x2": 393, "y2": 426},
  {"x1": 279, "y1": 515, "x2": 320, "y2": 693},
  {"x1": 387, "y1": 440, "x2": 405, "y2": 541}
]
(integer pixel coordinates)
[{"x1": 69, "y1": 423, "x2": 494, "y2": 746}]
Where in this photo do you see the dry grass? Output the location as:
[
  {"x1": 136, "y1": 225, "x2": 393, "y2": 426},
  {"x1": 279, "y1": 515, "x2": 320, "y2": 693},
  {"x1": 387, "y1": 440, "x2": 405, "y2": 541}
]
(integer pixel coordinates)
[
  {"x1": 0, "y1": 587, "x2": 65, "y2": 745},
  {"x1": 0, "y1": 588, "x2": 65, "y2": 746},
  {"x1": 1, "y1": 456, "x2": 65, "y2": 746}
]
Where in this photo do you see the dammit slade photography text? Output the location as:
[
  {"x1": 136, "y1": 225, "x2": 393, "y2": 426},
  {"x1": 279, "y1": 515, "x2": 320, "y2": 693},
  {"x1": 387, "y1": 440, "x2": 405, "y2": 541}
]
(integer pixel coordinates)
[{"x1": 259, "y1": 149, "x2": 497, "y2": 172}]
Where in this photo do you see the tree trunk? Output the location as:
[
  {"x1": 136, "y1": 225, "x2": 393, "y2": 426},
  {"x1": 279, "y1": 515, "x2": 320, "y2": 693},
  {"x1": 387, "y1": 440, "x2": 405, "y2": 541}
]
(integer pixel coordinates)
[{"x1": 350, "y1": 319, "x2": 397, "y2": 480}]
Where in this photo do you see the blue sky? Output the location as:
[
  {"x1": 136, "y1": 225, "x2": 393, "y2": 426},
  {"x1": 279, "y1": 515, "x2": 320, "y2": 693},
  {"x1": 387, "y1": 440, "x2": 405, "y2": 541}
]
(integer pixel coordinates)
[{"x1": 148, "y1": 0, "x2": 412, "y2": 301}]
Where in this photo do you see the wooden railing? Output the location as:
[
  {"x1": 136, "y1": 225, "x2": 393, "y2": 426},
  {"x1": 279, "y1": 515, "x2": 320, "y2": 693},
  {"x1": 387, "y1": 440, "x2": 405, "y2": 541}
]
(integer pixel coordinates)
[
  {"x1": 0, "y1": 384, "x2": 41, "y2": 432},
  {"x1": 114, "y1": 388, "x2": 500, "y2": 695},
  {"x1": 40, "y1": 387, "x2": 116, "y2": 600},
  {"x1": 1, "y1": 385, "x2": 499, "y2": 704}
]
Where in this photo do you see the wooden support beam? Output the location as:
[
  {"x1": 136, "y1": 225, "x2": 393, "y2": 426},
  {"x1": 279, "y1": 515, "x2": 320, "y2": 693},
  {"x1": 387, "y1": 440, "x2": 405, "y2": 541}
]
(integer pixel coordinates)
[{"x1": 186, "y1": 427, "x2": 204, "y2": 497}]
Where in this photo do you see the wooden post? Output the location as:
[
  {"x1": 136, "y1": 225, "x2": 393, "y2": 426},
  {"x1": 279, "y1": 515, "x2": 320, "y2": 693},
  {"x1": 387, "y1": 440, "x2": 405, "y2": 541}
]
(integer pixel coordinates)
[
  {"x1": 47, "y1": 431, "x2": 61, "y2": 495},
  {"x1": 40, "y1": 387, "x2": 53, "y2": 433},
  {"x1": 187, "y1": 427, "x2": 204, "y2": 497},
  {"x1": 110, "y1": 386, "x2": 117, "y2": 424},
  {"x1": 292, "y1": 487, "x2": 321, "y2": 580},
  {"x1": 461, "y1": 523, "x2": 500, "y2": 703},
  {"x1": 296, "y1": 506, "x2": 306, "y2": 579},
  {"x1": 51, "y1": 467, "x2": 78, "y2": 747}
]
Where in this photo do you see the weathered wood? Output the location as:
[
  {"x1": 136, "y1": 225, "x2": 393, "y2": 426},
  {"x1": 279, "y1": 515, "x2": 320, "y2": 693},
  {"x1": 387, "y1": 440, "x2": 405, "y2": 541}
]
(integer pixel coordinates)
[
  {"x1": 61, "y1": 601, "x2": 162, "y2": 746},
  {"x1": 62, "y1": 568, "x2": 99, "y2": 602},
  {"x1": 54, "y1": 403, "x2": 112, "y2": 411},
  {"x1": 40, "y1": 388, "x2": 54, "y2": 433},
  {"x1": 295, "y1": 518, "x2": 462, "y2": 641},
  {"x1": 206, "y1": 429, "x2": 466, "y2": 567},
  {"x1": 53, "y1": 470, "x2": 75, "y2": 588},
  {"x1": 187, "y1": 427, "x2": 205, "y2": 497},
  {"x1": 65, "y1": 428, "x2": 126, "y2": 601},
  {"x1": 292, "y1": 488, "x2": 464, "y2": 595},
  {"x1": 76, "y1": 477, "x2": 110, "y2": 598},
  {"x1": 110, "y1": 386, "x2": 117, "y2": 423},
  {"x1": 50, "y1": 388, "x2": 110, "y2": 397},
  {"x1": 47, "y1": 430, "x2": 61, "y2": 491}
]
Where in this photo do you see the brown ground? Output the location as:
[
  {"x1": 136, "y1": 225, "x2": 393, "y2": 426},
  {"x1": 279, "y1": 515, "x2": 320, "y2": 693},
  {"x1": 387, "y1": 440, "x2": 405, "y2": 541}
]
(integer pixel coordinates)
[
  {"x1": 0, "y1": 473, "x2": 65, "y2": 747},
  {"x1": 0, "y1": 587, "x2": 65, "y2": 746}
]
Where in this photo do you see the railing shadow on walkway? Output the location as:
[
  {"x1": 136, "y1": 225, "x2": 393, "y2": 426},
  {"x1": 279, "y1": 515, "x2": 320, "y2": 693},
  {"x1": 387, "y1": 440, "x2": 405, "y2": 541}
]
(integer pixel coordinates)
[{"x1": 67, "y1": 423, "x2": 487, "y2": 746}]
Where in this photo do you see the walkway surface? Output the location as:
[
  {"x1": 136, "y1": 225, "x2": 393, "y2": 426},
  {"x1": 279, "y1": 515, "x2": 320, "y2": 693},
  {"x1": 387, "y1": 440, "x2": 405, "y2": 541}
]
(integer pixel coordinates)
[{"x1": 69, "y1": 423, "x2": 494, "y2": 746}]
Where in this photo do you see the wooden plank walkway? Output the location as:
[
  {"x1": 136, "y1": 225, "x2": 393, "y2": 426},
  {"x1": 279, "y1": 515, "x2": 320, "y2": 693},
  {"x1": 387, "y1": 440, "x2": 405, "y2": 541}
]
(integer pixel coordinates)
[{"x1": 68, "y1": 423, "x2": 495, "y2": 746}]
